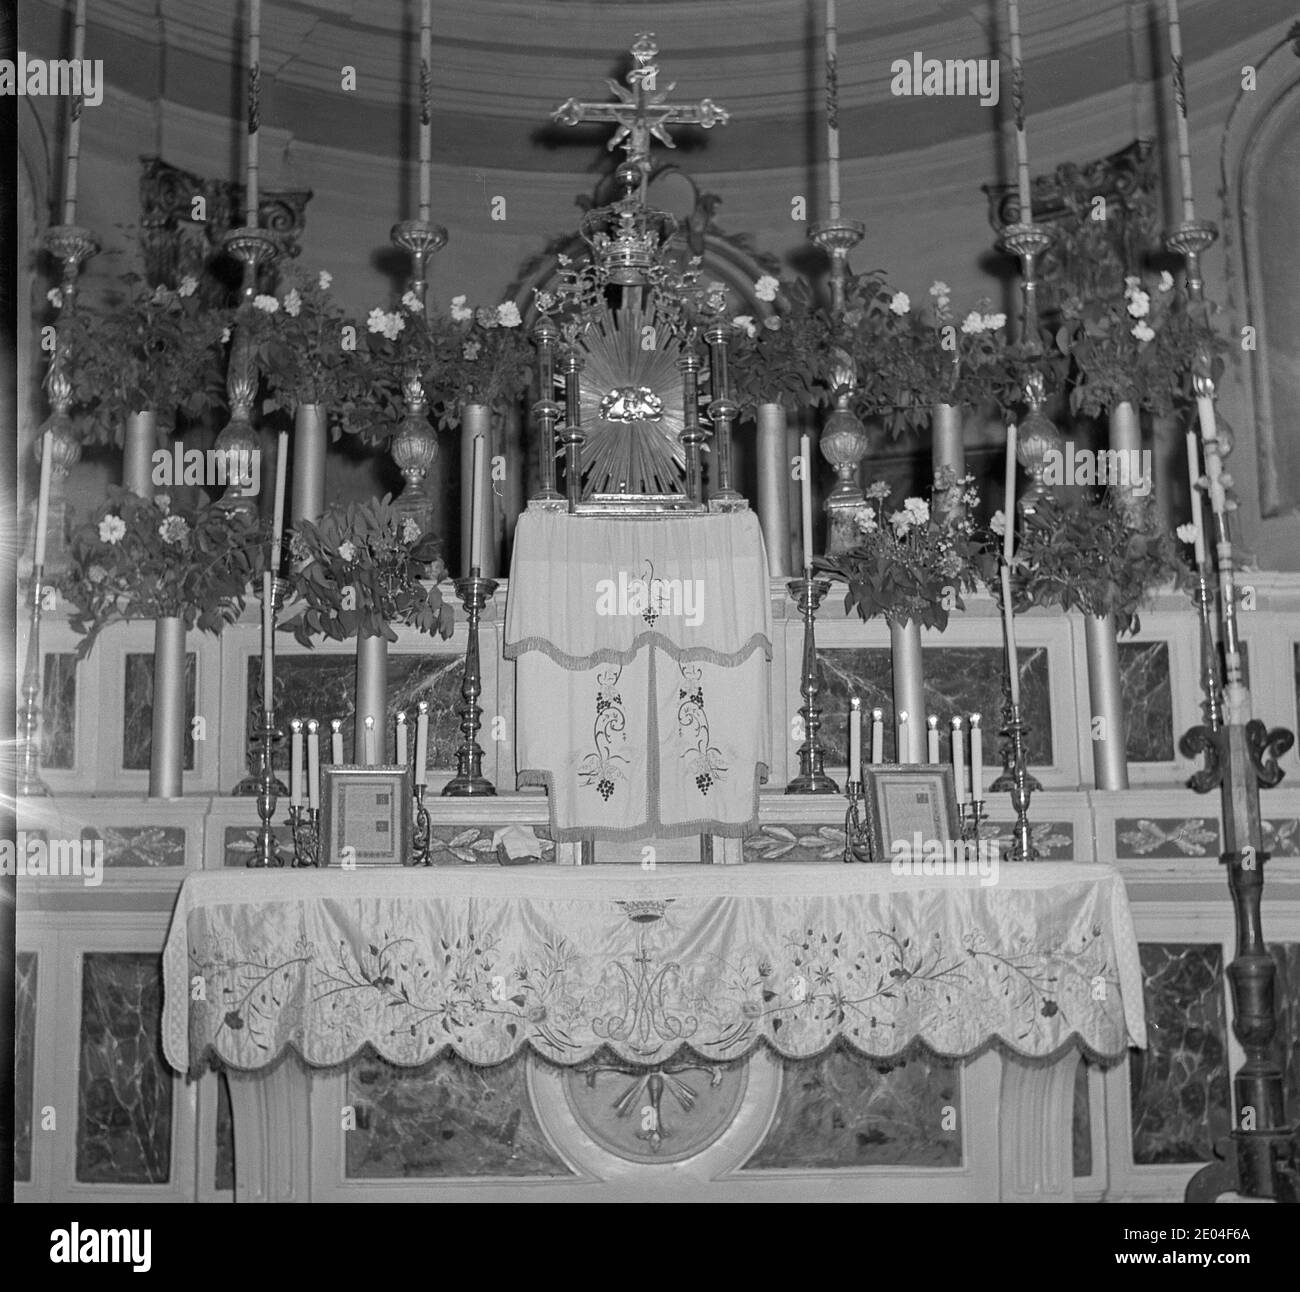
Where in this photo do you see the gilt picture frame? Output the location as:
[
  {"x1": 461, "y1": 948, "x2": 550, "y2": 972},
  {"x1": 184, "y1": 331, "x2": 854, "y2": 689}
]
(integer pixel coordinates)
[
  {"x1": 320, "y1": 765, "x2": 412, "y2": 866},
  {"x1": 862, "y1": 764, "x2": 960, "y2": 864}
]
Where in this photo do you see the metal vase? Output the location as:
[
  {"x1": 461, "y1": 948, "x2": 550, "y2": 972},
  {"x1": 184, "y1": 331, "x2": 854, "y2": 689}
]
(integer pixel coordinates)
[
  {"x1": 1084, "y1": 611, "x2": 1129, "y2": 790},
  {"x1": 291, "y1": 403, "x2": 327, "y2": 526},
  {"x1": 354, "y1": 633, "x2": 389, "y2": 764},
  {"x1": 931, "y1": 402, "x2": 965, "y2": 496},
  {"x1": 148, "y1": 615, "x2": 186, "y2": 798},
  {"x1": 460, "y1": 402, "x2": 496, "y2": 576},
  {"x1": 122, "y1": 410, "x2": 156, "y2": 497},
  {"x1": 1108, "y1": 400, "x2": 1141, "y2": 505},
  {"x1": 890, "y1": 618, "x2": 926, "y2": 764},
  {"x1": 756, "y1": 403, "x2": 793, "y2": 576}
]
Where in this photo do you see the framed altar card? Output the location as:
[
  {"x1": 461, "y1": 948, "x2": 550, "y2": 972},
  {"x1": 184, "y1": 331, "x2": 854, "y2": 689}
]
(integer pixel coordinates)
[
  {"x1": 863, "y1": 765, "x2": 960, "y2": 864},
  {"x1": 321, "y1": 765, "x2": 412, "y2": 866}
]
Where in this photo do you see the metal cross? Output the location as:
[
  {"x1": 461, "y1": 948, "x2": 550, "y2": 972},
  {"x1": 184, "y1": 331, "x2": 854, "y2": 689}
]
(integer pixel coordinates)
[{"x1": 552, "y1": 33, "x2": 729, "y2": 171}]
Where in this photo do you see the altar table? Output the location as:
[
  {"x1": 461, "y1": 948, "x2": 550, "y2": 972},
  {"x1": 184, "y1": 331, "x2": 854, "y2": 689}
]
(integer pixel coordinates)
[{"x1": 162, "y1": 863, "x2": 1145, "y2": 1076}]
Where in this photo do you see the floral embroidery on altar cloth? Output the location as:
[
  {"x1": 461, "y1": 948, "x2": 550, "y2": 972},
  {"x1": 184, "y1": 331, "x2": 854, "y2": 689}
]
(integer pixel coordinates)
[
  {"x1": 677, "y1": 661, "x2": 727, "y2": 795},
  {"x1": 579, "y1": 666, "x2": 628, "y2": 801}
]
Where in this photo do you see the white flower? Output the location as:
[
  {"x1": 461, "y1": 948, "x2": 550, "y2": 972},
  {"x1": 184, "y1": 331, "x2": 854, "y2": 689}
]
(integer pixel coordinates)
[
  {"x1": 864, "y1": 480, "x2": 891, "y2": 502},
  {"x1": 1131, "y1": 321, "x2": 1155, "y2": 343},
  {"x1": 1126, "y1": 289, "x2": 1151, "y2": 319},
  {"x1": 929, "y1": 281, "x2": 950, "y2": 299},
  {"x1": 178, "y1": 274, "x2": 198, "y2": 298},
  {"x1": 283, "y1": 288, "x2": 302, "y2": 317},
  {"x1": 889, "y1": 291, "x2": 911, "y2": 316},
  {"x1": 496, "y1": 301, "x2": 522, "y2": 328},
  {"x1": 989, "y1": 510, "x2": 1007, "y2": 537},
  {"x1": 450, "y1": 295, "x2": 473, "y2": 322},
  {"x1": 221, "y1": 326, "x2": 232, "y2": 344},
  {"x1": 384, "y1": 313, "x2": 406, "y2": 340},
  {"x1": 98, "y1": 515, "x2": 126, "y2": 544},
  {"x1": 754, "y1": 275, "x2": 780, "y2": 302},
  {"x1": 853, "y1": 506, "x2": 878, "y2": 534},
  {"x1": 367, "y1": 308, "x2": 388, "y2": 334},
  {"x1": 158, "y1": 515, "x2": 189, "y2": 545},
  {"x1": 1176, "y1": 523, "x2": 1198, "y2": 545},
  {"x1": 1157, "y1": 270, "x2": 1174, "y2": 293},
  {"x1": 902, "y1": 496, "x2": 930, "y2": 525},
  {"x1": 337, "y1": 540, "x2": 357, "y2": 562},
  {"x1": 960, "y1": 311, "x2": 986, "y2": 335},
  {"x1": 731, "y1": 314, "x2": 757, "y2": 338},
  {"x1": 888, "y1": 509, "x2": 917, "y2": 536},
  {"x1": 154, "y1": 493, "x2": 171, "y2": 515},
  {"x1": 253, "y1": 294, "x2": 279, "y2": 314},
  {"x1": 1124, "y1": 275, "x2": 1141, "y2": 290},
  {"x1": 402, "y1": 289, "x2": 424, "y2": 314},
  {"x1": 401, "y1": 518, "x2": 421, "y2": 544},
  {"x1": 318, "y1": 270, "x2": 333, "y2": 291},
  {"x1": 367, "y1": 308, "x2": 405, "y2": 340},
  {"x1": 463, "y1": 340, "x2": 481, "y2": 361},
  {"x1": 982, "y1": 312, "x2": 1007, "y2": 331},
  {"x1": 47, "y1": 287, "x2": 64, "y2": 308}
]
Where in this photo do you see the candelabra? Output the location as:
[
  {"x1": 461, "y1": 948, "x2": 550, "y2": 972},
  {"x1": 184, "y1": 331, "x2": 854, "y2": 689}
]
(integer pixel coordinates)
[
  {"x1": 785, "y1": 575, "x2": 838, "y2": 794},
  {"x1": 990, "y1": 672, "x2": 1041, "y2": 795},
  {"x1": 958, "y1": 797, "x2": 987, "y2": 848},
  {"x1": 443, "y1": 571, "x2": 499, "y2": 796},
  {"x1": 289, "y1": 803, "x2": 320, "y2": 868},
  {"x1": 244, "y1": 705, "x2": 285, "y2": 868},
  {"x1": 842, "y1": 778, "x2": 874, "y2": 863},
  {"x1": 409, "y1": 784, "x2": 433, "y2": 865}
]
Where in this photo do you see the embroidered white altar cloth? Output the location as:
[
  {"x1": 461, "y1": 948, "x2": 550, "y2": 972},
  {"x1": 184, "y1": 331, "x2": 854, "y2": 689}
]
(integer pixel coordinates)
[
  {"x1": 161, "y1": 863, "x2": 1146, "y2": 1074},
  {"x1": 504, "y1": 510, "x2": 772, "y2": 840}
]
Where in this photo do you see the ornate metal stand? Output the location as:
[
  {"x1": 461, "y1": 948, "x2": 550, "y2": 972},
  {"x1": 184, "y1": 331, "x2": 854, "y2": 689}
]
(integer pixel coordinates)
[
  {"x1": 18, "y1": 574, "x2": 51, "y2": 797},
  {"x1": 785, "y1": 576, "x2": 838, "y2": 794},
  {"x1": 530, "y1": 317, "x2": 564, "y2": 506},
  {"x1": 289, "y1": 805, "x2": 320, "y2": 868},
  {"x1": 443, "y1": 571, "x2": 499, "y2": 797},
  {"x1": 235, "y1": 577, "x2": 289, "y2": 796},
  {"x1": 244, "y1": 707, "x2": 284, "y2": 868},
  {"x1": 990, "y1": 676, "x2": 1041, "y2": 795},
  {"x1": 1002, "y1": 704, "x2": 1039, "y2": 863},
  {"x1": 409, "y1": 784, "x2": 433, "y2": 865},
  {"x1": 959, "y1": 799, "x2": 987, "y2": 847},
  {"x1": 842, "y1": 780, "x2": 874, "y2": 863}
]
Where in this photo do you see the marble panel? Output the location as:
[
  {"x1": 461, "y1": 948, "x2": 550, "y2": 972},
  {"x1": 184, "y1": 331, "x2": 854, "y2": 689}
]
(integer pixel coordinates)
[
  {"x1": 1116, "y1": 640, "x2": 1174, "y2": 762},
  {"x1": 215, "y1": 1072, "x2": 234, "y2": 1193},
  {"x1": 41, "y1": 652, "x2": 76, "y2": 768},
  {"x1": 122, "y1": 651, "x2": 197, "y2": 771},
  {"x1": 77, "y1": 953, "x2": 173, "y2": 1183},
  {"x1": 81, "y1": 825, "x2": 186, "y2": 867},
  {"x1": 1073, "y1": 1058, "x2": 1092, "y2": 1177},
  {"x1": 1115, "y1": 818, "x2": 1220, "y2": 859},
  {"x1": 1261, "y1": 820, "x2": 1300, "y2": 858},
  {"x1": 15, "y1": 952, "x2": 37, "y2": 1182}
]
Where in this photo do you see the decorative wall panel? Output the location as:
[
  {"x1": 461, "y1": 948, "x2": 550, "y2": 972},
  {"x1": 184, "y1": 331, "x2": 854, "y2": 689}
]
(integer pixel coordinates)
[{"x1": 123, "y1": 652, "x2": 196, "y2": 771}]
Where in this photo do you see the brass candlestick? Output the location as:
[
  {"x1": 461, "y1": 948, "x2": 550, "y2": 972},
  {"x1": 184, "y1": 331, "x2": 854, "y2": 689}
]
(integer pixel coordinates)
[
  {"x1": 245, "y1": 706, "x2": 284, "y2": 868},
  {"x1": 785, "y1": 575, "x2": 838, "y2": 794},
  {"x1": 443, "y1": 571, "x2": 498, "y2": 796},
  {"x1": 289, "y1": 805, "x2": 320, "y2": 868},
  {"x1": 959, "y1": 798, "x2": 987, "y2": 847},
  {"x1": 1003, "y1": 704, "x2": 1038, "y2": 863},
  {"x1": 409, "y1": 784, "x2": 433, "y2": 865},
  {"x1": 842, "y1": 780, "x2": 874, "y2": 863}
]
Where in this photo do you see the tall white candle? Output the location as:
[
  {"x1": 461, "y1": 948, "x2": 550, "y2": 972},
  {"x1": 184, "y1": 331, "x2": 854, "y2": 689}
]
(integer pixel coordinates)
[
  {"x1": 1000, "y1": 565, "x2": 1021, "y2": 709},
  {"x1": 824, "y1": 0, "x2": 841, "y2": 222},
  {"x1": 1003, "y1": 423, "x2": 1018, "y2": 561},
  {"x1": 897, "y1": 711, "x2": 910, "y2": 765},
  {"x1": 363, "y1": 714, "x2": 376, "y2": 765},
  {"x1": 261, "y1": 570, "x2": 274, "y2": 715},
  {"x1": 469, "y1": 434, "x2": 486, "y2": 573},
  {"x1": 269, "y1": 429, "x2": 288, "y2": 570},
  {"x1": 396, "y1": 710, "x2": 408, "y2": 765},
  {"x1": 330, "y1": 717, "x2": 343, "y2": 765},
  {"x1": 848, "y1": 697, "x2": 861, "y2": 782},
  {"x1": 415, "y1": 699, "x2": 429, "y2": 788},
  {"x1": 247, "y1": 0, "x2": 261, "y2": 225},
  {"x1": 1165, "y1": 0, "x2": 1196, "y2": 223},
  {"x1": 800, "y1": 433, "x2": 814, "y2": 573},
  {"x1": 1185, "y1": 429, "x2": 1207, "y2": 567},
  {"x1": 419, "y1": 0, "x2": 432, "y2": 222},
  {"x1": 306, "y1": 718, "x2": 320, "y2": 808},
  {"x1": 1007, "y1": 0, "x2": 1032, "y2": 218},
  {"x1": 951, "y1": 715, "x2": 966, "y2": 802},
  {"x1": 62, "y1": 0, "x2": 87, "y2": 225},
  {"x1": 871, "y1": 708, "x2": 883, "y2": 765},
  {"x1": 34, "y1": 430, "x2": 54, "y2": 569},
  {"x1": 289, "y1": 718, "x2": 303, "y2": 807},
  {"x1": 927, "y1": 714, "x2": 940, "y2": 764},
  {"x1": 970, "y1": 714, "x2": 984, "y2": 799}
]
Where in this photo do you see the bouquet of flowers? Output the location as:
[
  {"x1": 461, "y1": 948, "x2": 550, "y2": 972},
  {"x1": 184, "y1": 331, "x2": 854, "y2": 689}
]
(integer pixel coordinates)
[
  {"x1": 60, "y1": 488, "x2": 263, "y2": 658},
  {"x1": 726, "y1": 273, "x2": 835, "y2": 413},
  {"x1": 817, "y1": 472, "x2": 983, "y2": 631},
  {"x1": 283, "y1": 496, "x2": 454, "y2": 645},
  {"x1": 427, "y1": 295, "x2": 534, "y2": 425}
]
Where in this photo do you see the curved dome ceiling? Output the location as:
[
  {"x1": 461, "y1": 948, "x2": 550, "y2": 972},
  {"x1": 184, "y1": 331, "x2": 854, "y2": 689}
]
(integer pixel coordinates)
[{"x1": 32, "y1": 0, "x2": 1296, "y2": 172}]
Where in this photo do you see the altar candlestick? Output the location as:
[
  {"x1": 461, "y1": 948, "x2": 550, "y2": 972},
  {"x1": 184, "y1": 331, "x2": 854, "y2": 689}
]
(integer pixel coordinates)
[
  {"x1": 971, "y1": 714, "x2": 984, "y2": 798},
  {"x1": 951, "y1": 715, "x2": 966, "y2": 802},
  {"x1": 306, "y1": 719, "x2": 320, "y2": 808},
  {"x1": 800, "y1": 433, "x2": 813, "y2": 573},
  {"x1": 246, "y1": 0, "x2": 261, "y2": 224},
  {"x1": 469, "y1": 434, "x2": 486, "y2": 573},
  {"x1": 396, "y1": 710, "x2": 408, "y2": 765},
  {"x1": 1007, "y1": 0, "x2": 1032, "y2": 217},
  {"x1": 1000, "y1": 564, "x2": 1021, "y2": 709},
  {"x1": 824, "y1": 0, "x2": 841, "y2": 221},
  {"x1": 419, "y1": 0, "x2": 432, "y2": 222},
  {"x1": 415, "y1": 700, "x2": 429, "y2": 787},
  {"x1": 898, "y1": 711, "x2": 910, "y2": 765},
  {"x1": 1185, "y1": 429, "x2": 1207, "y2": 567},
  {"x1": 261, "y1": 570, "x2": 274, "y2": 716},
  {"x1": 1003, "y1": 423, "x2": 1018, "y2": 561},
  {"x1": 34, "y1": 430, "x2": 54, "y2": 569},
  {"x1": 871, "y1": 708, "x2": 883, "y2": 765},
  {"x1": 330, "y1": 717, "x2": 343, "y2": 765},
  {"x1": 363, "y1": 714, "x2": 376, "y2": 765},
  {"x1": 927, "y1": 714, "x2": 940, "y2": 764},
  {"x1": 1165, "y1": 0, "x2": 1197, "y2": 223},
  {"x1": 289, "y1": 719, "x2": 303, "y2": 807},
  {"x1": 849, "y1": 697, "x2": 861, "y2": 782},
  {"x1": 269, "y1": 429, "x2": 288, "y2": 570},
  {"x1": 62, "y1": 0, "x2": 87, "y2": 225}
]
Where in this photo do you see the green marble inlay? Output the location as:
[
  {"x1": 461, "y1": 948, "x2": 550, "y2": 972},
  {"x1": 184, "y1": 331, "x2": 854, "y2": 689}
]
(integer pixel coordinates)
[
  {"x1": 77, "y1": 953, "x2": 173, "y2": 1183},
  {"x1": 15, "y1": 952, "x2": 37, "y2": 1182},
  {"x1": 215, "y1": 1072, "x2": 234, "y2": 1192},
  {"x1": 41, "y1": 652, "x2": 76, "y2": 768},
  {"x1": 1130, "y1": 942, "x2": 1230, "y2": 1164},
  {"x1": 1117, "y1": 640, "x2": 1173, "y2": 761},
  {"x1": 743, "y1": 1044, "x2": 961, "y2": 1169},
  {"x1": 1073, "y1": 1059, "x2": 1092, "y2": 1177},
  {"x1": 122, "y1": 652, "x2": 197, "y2": 771},
  {"x1": 345, "y1": 1053, "x2": 571, "y2": 1178}
]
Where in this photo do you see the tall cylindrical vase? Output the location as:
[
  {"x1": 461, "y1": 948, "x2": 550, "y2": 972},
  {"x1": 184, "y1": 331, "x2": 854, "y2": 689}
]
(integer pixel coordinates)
[
  {"x1": 122, "y1": 410, "x2": 156, "y2": 497},
  {"x1": 354, "y1": 633, "x2": 388, "y2": 765},
  {"x1": 890, "y1": 618, "x2": 926, "y2": 764},
  {"x1": 291, "y1": 402, "x2": 327, "y2": 526},
  {"x1": 932, "y1": 402, "x2": 965, "y2": 503},
  {"x1": 756, "y1": 403, "x2": 793, "y2": 576},
  {"x1": 149, "y1": 615, "x2": 186, "y2": 798},
  {"x1": 460, "y1": 402, "x2": 496, "y2": 576},
  {"x1": 1108, "y1": 400, "x2": 1141, "y2": 506},
  {"x1": 1084, "y1": 611, "x2": 1129, "y2": 790}
]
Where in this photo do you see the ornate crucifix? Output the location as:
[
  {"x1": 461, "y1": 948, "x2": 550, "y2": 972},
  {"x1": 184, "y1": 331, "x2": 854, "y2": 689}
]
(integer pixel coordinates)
[{"x1": 552, "y1": 32, "x2": 729, "y2": 179}]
